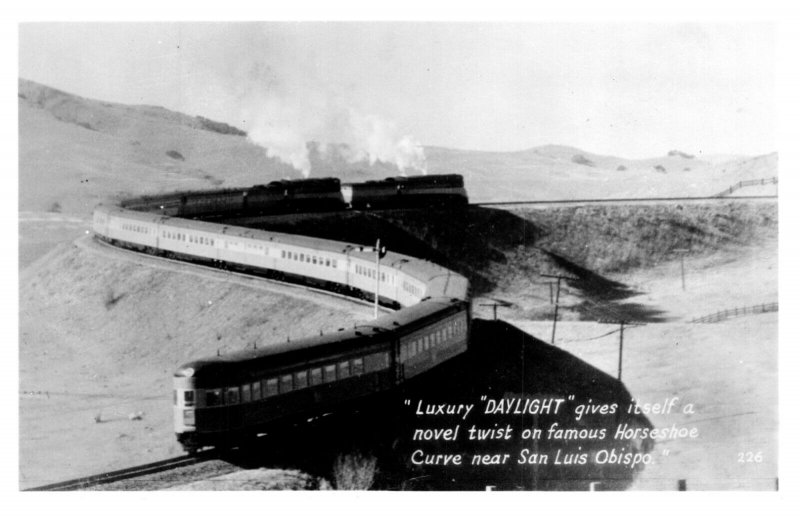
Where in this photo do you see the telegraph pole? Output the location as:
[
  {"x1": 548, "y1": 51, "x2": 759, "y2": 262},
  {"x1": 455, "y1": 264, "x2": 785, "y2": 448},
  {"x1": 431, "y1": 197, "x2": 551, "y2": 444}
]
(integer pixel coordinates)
[
  {"x1": 602, "y1": 319, "x2": 643, "y2": 381},
  {"x1": 674, "y1": 248, "x2": 689, "y2": 291},
  {"x1": 478, "y1": 300, "x2": 512, "y2": 320},
  {"x1": 374, "y1": 238, "x2": 381, "y2": 319},
  {"x1": 618, "y1": 320, "x2": 625, "y2": 381},
  {"x1": 541, "y1": 274, "x2": 579, "y2": 345}
]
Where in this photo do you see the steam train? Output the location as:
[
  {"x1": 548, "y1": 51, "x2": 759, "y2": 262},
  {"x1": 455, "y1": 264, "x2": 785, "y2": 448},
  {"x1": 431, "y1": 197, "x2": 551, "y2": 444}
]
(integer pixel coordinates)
[
  {"x1": 92, "y1": 174, "x2": 471, "y2": 452},
  {"x1": 122, "y1": 174, "x2": 467, "y2": 217}
]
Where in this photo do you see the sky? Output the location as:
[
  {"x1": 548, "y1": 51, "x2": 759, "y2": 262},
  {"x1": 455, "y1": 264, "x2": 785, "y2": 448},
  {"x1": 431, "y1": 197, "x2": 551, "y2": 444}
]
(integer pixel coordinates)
[{"x1": 18, "y1": 22, "x2": 776, "y2": 172}]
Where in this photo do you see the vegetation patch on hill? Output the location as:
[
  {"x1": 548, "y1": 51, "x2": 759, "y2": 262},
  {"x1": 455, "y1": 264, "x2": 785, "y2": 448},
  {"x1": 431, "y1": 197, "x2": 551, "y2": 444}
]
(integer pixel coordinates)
[{"x1": 247, "y1": 201, "x2": 775, "y2": 322}]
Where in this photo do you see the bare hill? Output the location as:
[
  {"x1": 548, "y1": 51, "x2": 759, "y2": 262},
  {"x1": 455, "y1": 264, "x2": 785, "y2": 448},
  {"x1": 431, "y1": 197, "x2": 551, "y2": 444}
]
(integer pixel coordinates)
[
  {"x1": 19, "y1": 78, "x2": 777, "y2": 217},
  {"x1": 17, "y1": 78, "x2": 778, "y2": 490}
]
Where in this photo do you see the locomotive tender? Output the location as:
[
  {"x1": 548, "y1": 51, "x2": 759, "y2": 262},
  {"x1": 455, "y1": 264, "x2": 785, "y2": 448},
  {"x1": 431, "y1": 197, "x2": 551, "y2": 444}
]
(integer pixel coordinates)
[{"x1": 92, "y1": 174, "x2": 471, "y2": 452}]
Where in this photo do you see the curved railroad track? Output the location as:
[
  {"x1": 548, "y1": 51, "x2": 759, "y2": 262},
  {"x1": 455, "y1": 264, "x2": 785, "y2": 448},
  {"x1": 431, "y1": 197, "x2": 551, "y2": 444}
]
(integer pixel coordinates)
[
  {"x1": 24, "y1": 453, "x2": 213, "y2": 491},
  {"x1": 471, "y1": 194, "x2": 777, "y2": 207},
  {"x1": 22, "y1": 190, "x2": 776, "y2": 490}
]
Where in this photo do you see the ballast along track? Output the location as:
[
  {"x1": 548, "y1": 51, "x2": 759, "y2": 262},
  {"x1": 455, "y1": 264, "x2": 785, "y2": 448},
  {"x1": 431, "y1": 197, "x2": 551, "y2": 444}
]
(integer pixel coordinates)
[
  {"x1": 471, "y1": 194, "x2": 777, "y2": 207},
  {"x1": 26, "y1": 454, "x2": 211, "y2": 491}
]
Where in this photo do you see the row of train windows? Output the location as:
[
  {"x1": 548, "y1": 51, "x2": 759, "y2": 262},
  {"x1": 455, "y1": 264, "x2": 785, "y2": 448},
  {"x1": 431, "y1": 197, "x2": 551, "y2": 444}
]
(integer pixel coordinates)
[
  {"x1": 163, "y1": 231, "x2": 186, "y2": 242},
  {"x1": 182, "y1": 352, "x2": 389, "y2": 408},
  {"x1": 163, "y1": 231, "x2": 216, "y2": 246},
  {"x1": 242, "y1": 242, "x2": 266, "y2": 252},
  {"x1": 399, "y1": 317, "x2": 467, "y2": 362},
  {"x1": 355, "y1": 264, "x2": 391, "y2": 284},
  {"x1": 402, "y1": 280, "x2": 423, "y2": 297},
  {"x1": 280, "y1": 250, "x2": 338, "y2": 269},
  {"x1": 122, "y1": 223, "x2": 149, "y2": 234}
]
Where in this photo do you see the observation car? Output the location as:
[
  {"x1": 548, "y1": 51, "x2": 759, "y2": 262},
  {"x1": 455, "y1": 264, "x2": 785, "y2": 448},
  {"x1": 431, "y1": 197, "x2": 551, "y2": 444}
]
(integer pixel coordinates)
[
  {"x1": 173, "y1": 298, "x2": 470, "y2": 451},
  {"x1": 91, "y1": 174, "x2": 471, "y2": 452}
]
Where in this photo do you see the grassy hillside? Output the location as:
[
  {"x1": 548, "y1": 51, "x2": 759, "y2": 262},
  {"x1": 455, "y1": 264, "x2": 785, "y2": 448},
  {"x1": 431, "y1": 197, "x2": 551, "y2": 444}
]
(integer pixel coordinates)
[
  {"x1": 19, "y1": 78, "x2": 778, "y2": 217},
  {"x1": 249, "y1": 201, "x2": 776, "y2": 322},
  {"x1": 17, "y1": 78, "x2": 778, "y2": 490}
]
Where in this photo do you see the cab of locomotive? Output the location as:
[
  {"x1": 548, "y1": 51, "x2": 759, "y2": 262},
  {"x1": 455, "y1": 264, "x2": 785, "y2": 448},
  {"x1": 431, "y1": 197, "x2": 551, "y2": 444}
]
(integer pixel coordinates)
[{"x1": 173, "y1": 365, "x2": 198, "y2": 436}]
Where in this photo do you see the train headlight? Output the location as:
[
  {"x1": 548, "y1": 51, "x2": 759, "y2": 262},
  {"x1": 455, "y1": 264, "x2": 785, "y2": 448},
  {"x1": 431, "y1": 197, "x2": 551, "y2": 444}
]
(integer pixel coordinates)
[{"x1": 183, "y1": 409, "x2": 195, "y2": 426}]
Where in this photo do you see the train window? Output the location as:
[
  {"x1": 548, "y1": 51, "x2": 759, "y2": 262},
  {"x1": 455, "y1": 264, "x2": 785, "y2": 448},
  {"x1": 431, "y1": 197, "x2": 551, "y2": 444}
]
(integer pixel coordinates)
[
  {"x1": 310, "y1": 368, "x2": 322, "y2": 386},
  {"x1": 400, "y1": 344, "x2": 408, "y2": 362},
  {"x1": 312, "y1": 257, "x2": 317, "y2": 265},
  {"x1": 352, "y1": 358, "x2": 364, "y2": 375},
  {"x1": 173, "y1": 390, "x2": 177, "y2": 405},
  {"x1": 300, "y1": 253, "x2": 304, "y2": 261},
  {"x1": 332, "y1": 260, "x2": 337, "y2": 268},
  {"x1": 183, "y1": 391, "x2": 195, "y2": 407},
  {"x1": 364, "y1": 352, "x2": 389, "y2": 373},
  {"x1": 242, "y1": 384, "x2": 251, "y2": 403},
  {"x1": 225, "y1": 387, "x2": 240, "y2": 405},
  {"x1": 381, "y1": 273, "x2": 386, "y2": 282},
  {"x1": 206, "y1": 389, "x2": 222, "y2": 407},
  {"x1": 265, "y1": 378, "x2": 278, "y2": 397},
  {"x1": 281, "y1": 250, "x2": 286, "y2": 259},
  {"x1": 338, "y1": 361, "x2": 351, "y2": 379},
  {"x1": 295, "y1": 371, "x2": 308, "y2": 389},
  {"x1": 325, "y1": 259, "x2": 330, "y2": 267},
  {"x1": 280, "y1": 374, "x2": 293, "y2": 393},
  {"x1": 251, "y1": 381, "x2": 261, "y2": 401},
  {"x1": 324, "y1": 364, "x2": 336, "y2": 382}
]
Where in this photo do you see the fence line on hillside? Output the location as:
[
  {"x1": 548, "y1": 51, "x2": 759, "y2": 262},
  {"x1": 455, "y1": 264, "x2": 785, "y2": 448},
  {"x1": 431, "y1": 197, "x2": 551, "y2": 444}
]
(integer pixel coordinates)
[
  {"x1": 585, "y1": 477, "x2": 778, "y2": 491},
  {"x1": 690, "y1": 302, "x2": 778, "y2": 324},
  {"x1": 714, "y1": 177, "x2": 778, "y2": 197}
]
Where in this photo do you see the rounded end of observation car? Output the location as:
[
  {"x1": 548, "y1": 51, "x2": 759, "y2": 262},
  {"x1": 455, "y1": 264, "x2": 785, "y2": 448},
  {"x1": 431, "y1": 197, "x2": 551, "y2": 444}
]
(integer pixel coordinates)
[{"x1": 174, "y1": 366, "x2": 196, "y2": 378}]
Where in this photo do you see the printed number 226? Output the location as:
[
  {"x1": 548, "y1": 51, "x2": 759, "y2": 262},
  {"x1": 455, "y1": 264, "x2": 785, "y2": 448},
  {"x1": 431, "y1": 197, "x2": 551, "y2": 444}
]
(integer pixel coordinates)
[{"x1": 738, "y1": 452, "x2": 763, "y2": 463}]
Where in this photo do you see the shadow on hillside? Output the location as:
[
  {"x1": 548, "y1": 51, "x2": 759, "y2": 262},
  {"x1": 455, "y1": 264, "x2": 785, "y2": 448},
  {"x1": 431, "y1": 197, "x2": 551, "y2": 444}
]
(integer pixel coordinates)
[
  {"x1": 233, "y1": 206, "x2": 668, "y2": 323},
  {"x1": 542, "y1": 250, "x2": 669, "y2": 323},
  {"x1": 236, "y1": 206, "x2": 550, "y2": 296},
  {"x1": 225, "y1": 319, "x2": 654, "y2": 491}
]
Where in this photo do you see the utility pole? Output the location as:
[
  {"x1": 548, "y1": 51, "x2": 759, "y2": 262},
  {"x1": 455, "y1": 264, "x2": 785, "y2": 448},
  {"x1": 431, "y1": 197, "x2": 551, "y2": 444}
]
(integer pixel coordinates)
[
  {"x1": 374, "y1": 238, "x2": 381, "y2": 319},
  {"x1": 600, "y1": 319, "x2": 642, "y2": 382},
  {"x1": 674, "y1": 248, "x2": 689, "y2": 291},
  {"x1": 478, "y1": 300, "x2": 512, "y2": 321},
  {"x1": 541, "y1": 274, "x2": 579, "y2": 345},
  {"x1": 618, "y1": 320, "x2": 626, "y2": 381}
]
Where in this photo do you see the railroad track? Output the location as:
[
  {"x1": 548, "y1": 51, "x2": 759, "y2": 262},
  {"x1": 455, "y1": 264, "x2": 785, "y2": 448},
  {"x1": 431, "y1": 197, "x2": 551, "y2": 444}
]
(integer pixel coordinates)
[
  {"x1": 85, "y1": 235, "x2": 394, "y2": 315},
  {"x1": 471, "y1": 194, "x2": 777, "y2": 207},
  {"x1": 25, "y1": 454, "x2": 212, "y2": 491}
]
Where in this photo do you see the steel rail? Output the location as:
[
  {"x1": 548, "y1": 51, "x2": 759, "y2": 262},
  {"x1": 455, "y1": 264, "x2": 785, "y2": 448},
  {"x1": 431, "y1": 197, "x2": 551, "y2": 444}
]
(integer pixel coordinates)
[
  {"x1": 24, "y1": 454, "x2": 211, "y2": 491},
  {"x1": 470, "y1": 194, "x2": 777, "y2": 207}
]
